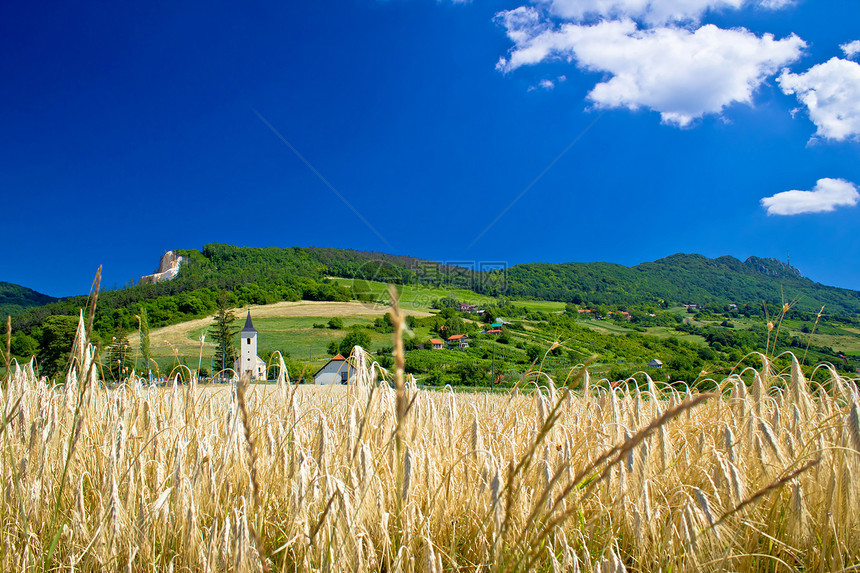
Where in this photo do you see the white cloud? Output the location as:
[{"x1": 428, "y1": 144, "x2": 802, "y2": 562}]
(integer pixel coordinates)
[
  {"x1": 757, "y1": 0, "x2": 793, "y2": 8},
  {"x1": 778, "y1": 57, "x2": 860, "y2": 141},
  {"x1": 539, "y1": 78, "x2": 556, "y2": 89},
  {"x1": 841, "y1": 40, "x2": 860, "y2": 59},
  {"x1": 539, "y1": 0, "x2": 790, "y2": 25},
  {"x1": 542, "y1": 0, "x2": 738, "y2": 25},
  {"x1": 496, "y1": 16, "x2": 805, "y2": 125},
  {"x1": 761, "y1": 178, "x2": 859, "y2": 215}
]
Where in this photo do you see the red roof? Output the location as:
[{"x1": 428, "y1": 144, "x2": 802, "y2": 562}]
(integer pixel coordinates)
[
  {"x1": 331, "y1": 354, "x2": 346, "y2": 361},
  {"x1": 487, "y1": 329, "x2": 502, "y2": 334},
  {"x1": 429, "y1": 338, "x2": 444, "y2": 345},
  {"x1": 448, "y1": 334, "x2": 466, "y2": 341}
]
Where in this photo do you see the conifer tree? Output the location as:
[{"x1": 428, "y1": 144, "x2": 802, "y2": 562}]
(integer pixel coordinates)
[{"x1": 209, "y1": 293, "x2": 238, "y2": 375}]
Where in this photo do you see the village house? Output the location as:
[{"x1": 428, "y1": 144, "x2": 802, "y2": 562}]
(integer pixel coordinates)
[
  {"x1": 607, "y1": 311, "x2": 631, "y2": 320},
  {"x1": 314, "y1": 354, "x2": 357, "y2": 385},
  {"x1": 429, "y1": 338, "x2": 444, "y2": 350},
  {"x1": 234, "y1": 312, "x2": 266, "y2": 380},
  {"x1": 648, "y1": 359, "x2": 663, "y2": 368},
  {"x1": 447, "y1": 333, "x2": 469, "y2": 349},
  {"x1": 458, "y1": 302, "x2": 479, "y2": 313}
]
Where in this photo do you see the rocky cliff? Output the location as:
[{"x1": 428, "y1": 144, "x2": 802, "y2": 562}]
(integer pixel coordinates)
[{"x1": 139, "y1": 251, "x2": 183, "y2": 285}]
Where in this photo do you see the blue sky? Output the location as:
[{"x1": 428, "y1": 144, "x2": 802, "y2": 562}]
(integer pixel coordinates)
[{"x1": 1, "y1": 0, "x2": 859, "y2": 297}]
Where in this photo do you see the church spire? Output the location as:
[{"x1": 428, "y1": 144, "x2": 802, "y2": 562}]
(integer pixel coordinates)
[{"x1": 241, "y1": 311, "x2": 257, "y2": 335}]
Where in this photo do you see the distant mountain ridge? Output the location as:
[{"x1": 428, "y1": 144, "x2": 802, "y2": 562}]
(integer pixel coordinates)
[
  {"x1": 504, "y1": 253, "x2": 860, "y2": 314},
  {"x1": 0, "y1": 281, "x2": 58, "y2": 318}
]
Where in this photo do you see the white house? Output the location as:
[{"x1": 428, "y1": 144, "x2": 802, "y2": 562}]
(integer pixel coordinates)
[
  {"x1": 234, "y1": 312, "x2": 266, "y2": 380},
  {"x1": 314, "y1": 354, "x2": 357, "y2": 385}
]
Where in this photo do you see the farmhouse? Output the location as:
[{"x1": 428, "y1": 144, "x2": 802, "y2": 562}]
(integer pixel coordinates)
[
  {"x1": 314, "y1": 354, "x2": 357, "y2": 385},
  {"x1": 607, "y1": 311, "x2": 631, "y2": 320},
  {"x1": 648, "y1": 359, "x2": 663, "y2": 368},
  {"x1": 234, "y1": 312, "x2": 266, "y2": 380},
  {"x1": 429, "y1": 338, "x2": 444, "y2": 350},
  {"x1": 448, "y1": 333, "x2": 469, "y2": 349}
]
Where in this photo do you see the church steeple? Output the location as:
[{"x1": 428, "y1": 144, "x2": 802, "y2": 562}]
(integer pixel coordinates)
[
  {"x1": 241, "y1": 311, "x2": 257, "y2": 335},
  {"x1": 237, "y1": 311, "x2": 263, "y2": 380}
]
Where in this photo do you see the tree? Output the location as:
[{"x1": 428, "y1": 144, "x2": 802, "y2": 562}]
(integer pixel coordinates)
[
  {"x1": 338, "y1": 328, "x2": 371, "y2": 356},
  {"x1": 209, "y1": 294, "x2": 238, "y2": 376},
  {"x1": 424, "y1": 367, "x2": 444, "y2": 386},
  {"x1": 455, "y1": 361, "x2": 487, "y2": 385},
  {"x1": 11, "y1": 333, "x2": 38, "y2": 358},
  {"x1": 444, "y1": 316, "x2": 465, "y2": 336},
  {"x1": 38, "y1": 315, "x2": 79, "y2": 378},
  {"x1": 440, "y1": 307, "x2": 457, "y2": 319},
  {"x1": 328, "y1": 317, "x2": 344, "y2": 330}
]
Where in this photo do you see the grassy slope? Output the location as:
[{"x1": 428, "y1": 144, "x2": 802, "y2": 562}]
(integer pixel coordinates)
[
  {"x1": 132, "y1": 289, "x2": 860, "y2": 381},
  {"x1": 135, "y1": 300, "x2": 432, "y2": 374}
]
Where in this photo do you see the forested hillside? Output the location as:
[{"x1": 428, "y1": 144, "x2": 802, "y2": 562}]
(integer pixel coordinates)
[
  {"x1": 10, "y1": 247, "x2": 860, "y2": 341},
  {"x1": 5, "y1": 245, "x2": 860, "y2": 381},
  {"x1": 10, "y1": 244, "x2": 427, "y2": 336},
  {"x1": 504, "y1": 253, "x2": 860, "y2": 314},
  {"x1": 0, "y1": 281, "x2": 57, "y2": 318}
]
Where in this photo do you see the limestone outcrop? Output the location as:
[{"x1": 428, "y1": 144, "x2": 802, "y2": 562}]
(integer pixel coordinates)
[{"x1": 139, "y1": 251, "x2": 183, "y2": 285}]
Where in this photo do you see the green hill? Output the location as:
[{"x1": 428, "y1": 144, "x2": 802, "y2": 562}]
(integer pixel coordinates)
[
  {"x1": 0, "y1": 281, "x2": 58, "y2": 318},
  {"x1": 504, "y1": 253, "x2": 860, "y2": 314},
  {"x1": 7, "y1": 246, "x2": 859, "y2": 381},
  {"x1": 10, "y1": 244, "x2": 435, "y2": 336},
  {"x1": 10, "y1": 246, "x2": 860, "y2": 342}
]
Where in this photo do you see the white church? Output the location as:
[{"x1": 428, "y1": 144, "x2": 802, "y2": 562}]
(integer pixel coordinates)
[{"x1": 234, "y1": 312, "x2": 267, "y2": 380}]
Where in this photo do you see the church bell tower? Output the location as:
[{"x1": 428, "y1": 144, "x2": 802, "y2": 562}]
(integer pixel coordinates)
[{"x1": 239, "y1": 311, "x2": 258, "y2": 379}]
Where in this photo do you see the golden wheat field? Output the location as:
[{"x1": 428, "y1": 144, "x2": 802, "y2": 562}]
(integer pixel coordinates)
[{"x1": 2, "y1": 313, "x2": 860, "y2": 572}]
